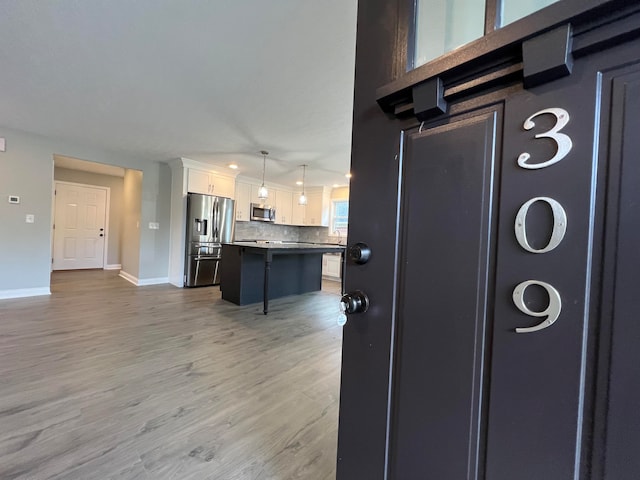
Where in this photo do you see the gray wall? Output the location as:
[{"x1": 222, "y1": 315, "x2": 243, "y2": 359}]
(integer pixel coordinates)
[
  {"x1": 0, "y1": 126, "x2": 172, "y2": 295},
  {"x1": 121, "y1": 170, "x2": 142, "y2": 279},
  {"x1": 0, "y1": 130, "x2": 55, "y2": 293},
  {"x1": 53, "y1": 167, "x2": 124, "y2": 267}
]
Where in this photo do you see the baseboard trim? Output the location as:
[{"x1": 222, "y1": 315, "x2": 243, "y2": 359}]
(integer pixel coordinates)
[
  {"x1": 0, "y1": 287, "x2": 51, "y2": 300},
  {"x1": 118, "y1": 270, "x2": 139, "y2": 286},
  {"x1": 322, "y1": 276, "x2": 342, "y2": 282},
  {"x1": 104, "y1": 264, "x2": 122, "y2": 270},
  {"x1": 138, "y1": 277, "x2": 169, "y2": 286},
  {"x1": 119, "y1": 271, "x2": 169, "y2": 287}
]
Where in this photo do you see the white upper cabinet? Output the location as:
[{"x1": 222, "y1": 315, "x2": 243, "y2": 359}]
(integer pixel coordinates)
[
  {"x1": 235, "y1": 182, "x2": 252, "y2": 221},
  {"x1": 274, "y1": 189, "x2": 293, "y2": 225},
  {"x1": 187, "y1": 168, "x2": 235, "y2": 199},
  {"x1": 234, "y1": 180, "x2": 332, "y2": 227},
  {"x1": 250, "y1": 184, "x2": 273, "y2": 206},
  {"x1": 304, "y1": 187, "x2": 331, "y2": 226},
  {"x1": 291, "y1": 198, "x2": 305, "y2": 226}
]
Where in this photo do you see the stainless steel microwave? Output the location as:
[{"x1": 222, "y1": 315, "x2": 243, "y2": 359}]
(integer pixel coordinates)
[{"x1": 250, "y1": 203, "x2": 276, "y2": 222}]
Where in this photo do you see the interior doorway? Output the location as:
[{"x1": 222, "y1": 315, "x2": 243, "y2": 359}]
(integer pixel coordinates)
[
  {"x1": 52, "y1": 181, "x2": 109, "y2": 270},
  {"x1": 51, "y1": 154, "x2": 140, "y2": 278}
]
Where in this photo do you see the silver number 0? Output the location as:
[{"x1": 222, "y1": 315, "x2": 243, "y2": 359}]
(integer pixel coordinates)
[
  {"x1": 513, "y1": 280, "x2": 562, "y2": 333},
  {"x1": 514, "y1": 197, "x2": 567, "y2": 254},
  {"x1": 518, "y1": 107, "x2": 572, "y2": 169}
]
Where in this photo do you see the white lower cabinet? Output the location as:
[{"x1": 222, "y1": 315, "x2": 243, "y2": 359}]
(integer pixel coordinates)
[{"x1": 322, "y1": 254, "x2": 342, "y2": 279}]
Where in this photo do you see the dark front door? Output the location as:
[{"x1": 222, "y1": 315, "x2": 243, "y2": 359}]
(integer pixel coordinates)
[{"x1": 337, "y1": 1, "x2": 640, "y2": 479}]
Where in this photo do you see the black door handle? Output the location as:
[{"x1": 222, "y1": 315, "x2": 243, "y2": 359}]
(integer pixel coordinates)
[{"x1": 340, "y1": 290, "x2": 370, "y2": 315}]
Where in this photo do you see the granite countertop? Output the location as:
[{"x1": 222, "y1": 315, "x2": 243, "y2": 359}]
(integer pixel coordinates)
[{"x1": 228, "y1": 241, "x2": 345, "y2": 251}]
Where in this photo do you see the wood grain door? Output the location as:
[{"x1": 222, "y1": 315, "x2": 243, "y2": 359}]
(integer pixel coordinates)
[
  {"x1": 336, "y1": 1, "x2": 640, "y2": 478},
  {"x1": 53, "y1": 182, "x2": 107, "y2": 270}
]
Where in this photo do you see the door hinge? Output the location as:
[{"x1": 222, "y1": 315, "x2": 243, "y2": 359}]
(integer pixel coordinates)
[{"x1": 51, "y1": 258, "x2": 54, "y2": 264}]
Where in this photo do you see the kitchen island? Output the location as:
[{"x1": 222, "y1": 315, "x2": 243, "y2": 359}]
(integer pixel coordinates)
[{"x1": 220, "y1": 242, "x2": 345, "y2": 314}]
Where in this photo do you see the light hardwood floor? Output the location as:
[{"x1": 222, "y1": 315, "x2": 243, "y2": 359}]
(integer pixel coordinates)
[{"x1": 0, "y1": 271, "x2": 343, "y2": 480}]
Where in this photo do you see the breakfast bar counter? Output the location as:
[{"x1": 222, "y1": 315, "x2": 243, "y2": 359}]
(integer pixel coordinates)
[{"x1": 220, "y1": 242, "x2": 345, "y2": 314}]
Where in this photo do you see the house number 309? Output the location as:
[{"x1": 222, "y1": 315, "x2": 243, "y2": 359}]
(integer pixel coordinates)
[{"x1": 514, "y1": 107, "x2": 571, "y2": 334}]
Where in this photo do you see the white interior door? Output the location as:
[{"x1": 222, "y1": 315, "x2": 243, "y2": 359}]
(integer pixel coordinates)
[{"x1": 53, "y1": 182, "x2": 107, "y2": 270}]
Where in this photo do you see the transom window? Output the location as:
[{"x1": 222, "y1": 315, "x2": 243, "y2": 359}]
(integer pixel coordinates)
[
  {"x1": 414, "y1": 0, "x2": 562, "y2": 68},
  {"x1": 502, "y1": 0, "x2": 561, "y2": 26}
]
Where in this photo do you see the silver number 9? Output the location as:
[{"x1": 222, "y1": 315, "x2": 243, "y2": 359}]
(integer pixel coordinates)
[
  {"x1": 515, "y1": 197, "x2": 567, "y2": 254},
  {"x1": 513, "y1": 280, "x2": 562, "y2": 333},
  {"x1": 518, "y1": 108, "x2": 572, "y2": 169}
]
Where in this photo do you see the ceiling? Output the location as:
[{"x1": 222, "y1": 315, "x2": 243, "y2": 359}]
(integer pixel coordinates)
[
  {"x1": 0, "y1": 0, "x2": 358, "y2": 188},
  {"x1": 54, "y1": 154, "x2": 126, "y2": 178}
]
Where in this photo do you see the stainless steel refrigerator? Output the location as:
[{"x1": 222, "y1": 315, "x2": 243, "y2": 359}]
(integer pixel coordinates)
[{"x1": 184, "y1": 193, "x2": 235, "y2": 287}]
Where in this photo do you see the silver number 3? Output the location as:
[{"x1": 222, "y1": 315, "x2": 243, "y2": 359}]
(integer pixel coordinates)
[
  {"x1": 518, "y1": 107, "x2": 572, "y2": 169},
  {"x1": 513, "y1": 280, "x2": 562, "y2": 334}
]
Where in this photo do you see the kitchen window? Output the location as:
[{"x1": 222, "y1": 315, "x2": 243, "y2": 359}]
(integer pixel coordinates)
[{"x1": 331, "y1": 200, "x2": 349, "y2": 237}]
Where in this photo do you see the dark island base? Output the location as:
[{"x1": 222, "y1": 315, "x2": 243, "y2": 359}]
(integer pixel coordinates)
[{"x1": 220, "y1": 247, "x2": 323, "y2": 307}]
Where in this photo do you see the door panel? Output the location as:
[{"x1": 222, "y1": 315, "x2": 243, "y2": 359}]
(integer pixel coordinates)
[
  {"x1": 484, "y1": 76, "x2": 599, "y2": 479},
  {"x1": 389, "y1": 110, "x2": 498, "y2": 479},
  {"x1": 338, "y1": 1, "x2": 640, "y2": 479},
  {"x1": 598, "y1": 67, "x2": 640, "y2": 480},
  {"x1": 53, "y1": 183, "x2": 107, "y2": 270}
]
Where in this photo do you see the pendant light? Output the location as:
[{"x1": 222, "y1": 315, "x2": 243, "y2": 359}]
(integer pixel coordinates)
[
  {"x1": 258, "y1": 150, "x2": 268, "y2": 200},
  {"x1": 298, "y1": 164, "x2": 308, "y2": 205}
]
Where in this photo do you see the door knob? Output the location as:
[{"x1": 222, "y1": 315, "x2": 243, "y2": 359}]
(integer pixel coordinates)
[
  {"x1": 338, "y1": 290, "x2": 370, "y2": 326},
  {"x1": 348, "y1": 242, "x2": 371, "y2": 264}
]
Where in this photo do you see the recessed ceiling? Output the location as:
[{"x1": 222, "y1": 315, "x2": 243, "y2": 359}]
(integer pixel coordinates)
[{"x1": 0, "y1": 0, "x2": 358, "y2": 188}]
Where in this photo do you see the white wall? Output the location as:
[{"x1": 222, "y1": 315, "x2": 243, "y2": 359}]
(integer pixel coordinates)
[{"x1": 0, "y1": 127, "x2": 172, "y2": 298}]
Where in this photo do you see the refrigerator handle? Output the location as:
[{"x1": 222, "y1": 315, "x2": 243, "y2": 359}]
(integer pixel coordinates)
[{"x1": 214, "y1": 201, "x2": 219, "y2": 240}]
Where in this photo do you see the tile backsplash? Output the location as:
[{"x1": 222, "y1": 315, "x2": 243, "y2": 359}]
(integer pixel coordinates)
[{"x1": 234, "y1": 221, "x2": 343, "y2": 244}]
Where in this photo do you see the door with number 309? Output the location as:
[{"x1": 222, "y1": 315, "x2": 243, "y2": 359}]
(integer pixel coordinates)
[{"x1": 337, "y1": 1, "x2": 640, "y2": 479}]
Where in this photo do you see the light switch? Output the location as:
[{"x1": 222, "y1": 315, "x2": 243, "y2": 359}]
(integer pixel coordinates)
[
  {"x1": 25, "y1": 214, "x2": 35, "y2": 223},
  {"x1": 8, "y1": 195, "x2": 19, "y2": 204},
  {"x1": 0, "y1": 138, "x2": 5, "y2": 152}
]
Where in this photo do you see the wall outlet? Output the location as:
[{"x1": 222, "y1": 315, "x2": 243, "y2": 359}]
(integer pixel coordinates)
[
  {"x1": 149, "y1": 222, "x2": 160, "y2": 230},
  {"x1": 25, "y1": 214, "x2": 35, "y2": 223},
  {"x1": 0, "y1": 138, "x2": 5, "y2": 152}
]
